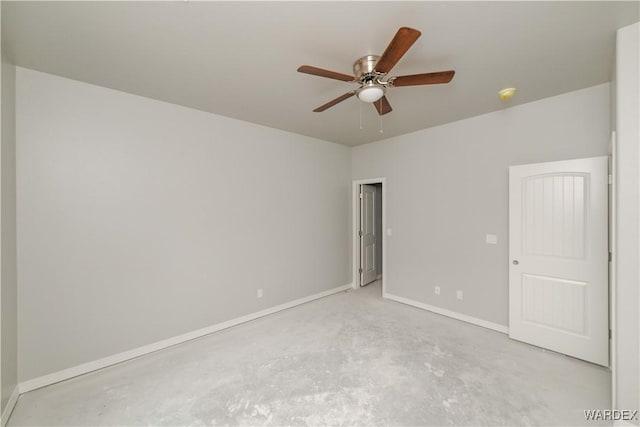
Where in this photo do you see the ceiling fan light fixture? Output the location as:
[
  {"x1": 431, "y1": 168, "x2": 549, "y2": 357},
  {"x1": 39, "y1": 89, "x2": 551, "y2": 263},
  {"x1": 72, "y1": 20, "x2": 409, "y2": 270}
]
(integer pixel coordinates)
[{"x1": 357, "y1": 82, "x2": 385, "y2": 103}]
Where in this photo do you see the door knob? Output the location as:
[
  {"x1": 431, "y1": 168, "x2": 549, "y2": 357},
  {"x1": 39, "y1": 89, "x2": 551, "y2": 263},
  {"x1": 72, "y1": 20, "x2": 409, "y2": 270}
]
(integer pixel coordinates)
[{"x1": 512, "y1": 260, "x2": 519, "y2": 265}]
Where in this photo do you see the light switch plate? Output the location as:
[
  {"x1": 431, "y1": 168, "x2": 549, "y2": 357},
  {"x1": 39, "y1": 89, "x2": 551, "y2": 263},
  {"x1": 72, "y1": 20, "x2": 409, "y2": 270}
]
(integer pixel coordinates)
[{"x1": 486, "y1": 234, "x2": 497, "y2": 244}]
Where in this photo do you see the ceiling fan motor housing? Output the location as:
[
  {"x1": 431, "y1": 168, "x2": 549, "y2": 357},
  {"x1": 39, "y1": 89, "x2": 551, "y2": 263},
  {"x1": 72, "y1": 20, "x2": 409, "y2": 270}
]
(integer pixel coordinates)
[{"x1": 353, "y1": 55, "x2": 381, "y2": 80}]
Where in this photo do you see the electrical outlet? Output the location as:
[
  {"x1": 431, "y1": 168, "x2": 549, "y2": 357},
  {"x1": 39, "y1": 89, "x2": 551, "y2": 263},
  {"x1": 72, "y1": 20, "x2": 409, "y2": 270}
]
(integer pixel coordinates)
[
  {"x1": 435, "y1": 286, "x2": 441, "y2": 295},
  {"x1": 257, "y1": 289, "x2": 263, "y2": 298},
  {"x1": 456, "y1": 290, "x2": 463, "y2": 300}
]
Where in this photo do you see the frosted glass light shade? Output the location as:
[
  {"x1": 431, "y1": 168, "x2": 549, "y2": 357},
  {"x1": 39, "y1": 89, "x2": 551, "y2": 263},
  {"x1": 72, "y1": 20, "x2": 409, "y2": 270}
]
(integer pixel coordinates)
[{"x1": 357, "y1": 85, "x2": 384, "y2": 103}]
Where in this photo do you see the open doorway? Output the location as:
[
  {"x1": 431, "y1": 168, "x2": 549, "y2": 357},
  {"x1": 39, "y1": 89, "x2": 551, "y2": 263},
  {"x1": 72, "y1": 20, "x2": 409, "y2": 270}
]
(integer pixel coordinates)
[{"x1": 352, "y1": 178, "x2": 386, "y2": 294}]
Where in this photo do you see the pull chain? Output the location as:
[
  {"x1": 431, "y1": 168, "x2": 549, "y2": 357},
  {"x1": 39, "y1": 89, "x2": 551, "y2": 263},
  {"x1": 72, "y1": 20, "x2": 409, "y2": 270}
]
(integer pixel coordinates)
[
  {"x1": 379, "y1": 99, "x2": 383, "y2": 134},
  {"x1": 359, "y1": 102, "x2": 363, "y2": 130}
]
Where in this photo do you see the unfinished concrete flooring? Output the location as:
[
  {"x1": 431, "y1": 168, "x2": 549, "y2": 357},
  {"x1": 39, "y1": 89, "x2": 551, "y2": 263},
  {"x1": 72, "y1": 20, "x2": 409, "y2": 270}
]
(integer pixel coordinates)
[{"x1": 9, "y1": 282, "x2": 610, "y2": 426}]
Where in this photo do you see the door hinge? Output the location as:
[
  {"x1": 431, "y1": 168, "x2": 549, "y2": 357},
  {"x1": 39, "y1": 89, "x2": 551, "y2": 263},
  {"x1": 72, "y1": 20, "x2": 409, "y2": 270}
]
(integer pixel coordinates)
[
  {"x1": 609, "y1": 329, "x2": 612, "y2": 339},
  {"x1": 608, "y1": 174, "x2": 613, "y2": 185},
  {"x1": 359, "y1": 267, "x2": 363, "y2": 274},
  {"x1": 359, "y1": 192, "x2": 363, "y2": 199},
  {"x1": 609, "y1": 251, "x2": 612, "y2": 262},
  {"x1": 359, "y1": 230, "x2": 363, "y2": 237}
]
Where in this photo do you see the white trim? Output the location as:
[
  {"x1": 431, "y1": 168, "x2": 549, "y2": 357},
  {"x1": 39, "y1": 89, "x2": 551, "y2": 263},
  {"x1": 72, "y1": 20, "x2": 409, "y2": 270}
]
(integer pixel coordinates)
[
  {"x1": 383, "y1": 292, "x2": 509, "y2": 334},
  {"x1": 1, "y1": 386, "x2": 19, "y2": 427},
  {"x1": 18, "y1": 283, "x2": 353, "y2": 394},
  {"x1": 352, "y1": 178, "x2": 386, "y2": 294}
]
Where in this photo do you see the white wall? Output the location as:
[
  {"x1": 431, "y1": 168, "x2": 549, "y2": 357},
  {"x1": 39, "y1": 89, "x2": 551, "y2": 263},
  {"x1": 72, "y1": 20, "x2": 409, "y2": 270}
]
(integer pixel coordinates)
[
  {"x1": 614, "y1": 22, "x2": 639, "y2": 423},
  {"x1": 16, "y1": 68, "x2": 351, "y2": 382},
  {"x1": 352, "y1": 84, "x2": 610, "y2": 327},
  {"x1": 0, "y1": 31, "x2": 18, "y2": 414}
]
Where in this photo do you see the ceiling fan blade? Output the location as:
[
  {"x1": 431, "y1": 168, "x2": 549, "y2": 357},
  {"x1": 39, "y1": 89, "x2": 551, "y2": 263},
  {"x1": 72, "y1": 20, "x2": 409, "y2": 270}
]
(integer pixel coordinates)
[
  {"x1": 297, "y1": 65, "x2": 355, "y2": 82},
  {"x1": 374, "y1": 27, "x2": 421, "y2": 74},
  {"x1": 313, "y1": 91, "x2": 356, "y2": 112},
  {"x1": 391, "y1": 70, "x2": 455, "y2": 87},
  {"x1": 373, "y1": 96, "x2": 392, "y2": 115}
]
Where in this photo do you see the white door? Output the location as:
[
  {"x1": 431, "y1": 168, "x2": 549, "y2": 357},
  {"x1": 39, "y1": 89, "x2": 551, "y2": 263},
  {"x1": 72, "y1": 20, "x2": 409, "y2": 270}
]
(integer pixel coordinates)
[
  {"x1": 360, "y1": 184, "x2": 377, "y2": 286},
  {"x1": 509, "y1": 156, "x2": 609, "y2": 366}
]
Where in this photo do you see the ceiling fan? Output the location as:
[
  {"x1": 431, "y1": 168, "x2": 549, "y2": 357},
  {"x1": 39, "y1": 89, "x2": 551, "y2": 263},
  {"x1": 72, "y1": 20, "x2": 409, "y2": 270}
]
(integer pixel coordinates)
[{"x1": 297, "y1": 27, "x2": 455, "y2": 115}]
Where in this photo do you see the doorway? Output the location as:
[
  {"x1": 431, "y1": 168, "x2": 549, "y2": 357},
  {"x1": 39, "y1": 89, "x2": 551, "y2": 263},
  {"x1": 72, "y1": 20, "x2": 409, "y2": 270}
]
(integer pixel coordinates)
[{"x1": 352, "y1": 178, "x2": 386, "y2": 294}]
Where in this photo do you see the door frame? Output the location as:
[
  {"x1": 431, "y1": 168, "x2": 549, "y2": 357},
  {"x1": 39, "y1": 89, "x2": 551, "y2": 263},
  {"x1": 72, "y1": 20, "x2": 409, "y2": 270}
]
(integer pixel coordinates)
[
  {"x1": 609, "y1": 131, "x2": 617, "y2": 409},
  {"x1": 352, "y1": 178, "x2": 386, "y2": 294}
]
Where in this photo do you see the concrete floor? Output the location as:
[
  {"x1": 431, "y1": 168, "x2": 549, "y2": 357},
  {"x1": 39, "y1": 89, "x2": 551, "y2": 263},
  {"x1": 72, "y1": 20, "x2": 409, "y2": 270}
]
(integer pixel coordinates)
[{"x1": 9, "y1": 282, "x2": 610, "y2": 426}]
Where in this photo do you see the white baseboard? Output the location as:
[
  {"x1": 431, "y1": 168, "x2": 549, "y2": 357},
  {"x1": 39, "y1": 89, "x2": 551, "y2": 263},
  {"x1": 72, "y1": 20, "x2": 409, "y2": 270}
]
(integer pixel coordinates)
[
  {"x1": 19, "y1": 283, "x2": 353, "y2": 394},
  {"x1": 383, "y1": 292, "x2": 509, "y2": 334},
  {"x1": 1, "y1": 386, "x2": 19, "y2": 427}
]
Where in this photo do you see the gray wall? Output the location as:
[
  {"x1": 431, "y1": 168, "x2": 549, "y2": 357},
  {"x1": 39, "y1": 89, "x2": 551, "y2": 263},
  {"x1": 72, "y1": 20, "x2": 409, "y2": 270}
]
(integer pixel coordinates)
[
  {"x1": 614, "y1": 22, "x2": 639, "y2": 422},
  {"x1": 0, "y1": 43, "x2": 18, "y2": 410},
  {"x1": 16, "y1": 67, "x2": 352, "y2": 382},
  {"x1": 352, "y1": 84, "x2": 610, "y2": 327}
]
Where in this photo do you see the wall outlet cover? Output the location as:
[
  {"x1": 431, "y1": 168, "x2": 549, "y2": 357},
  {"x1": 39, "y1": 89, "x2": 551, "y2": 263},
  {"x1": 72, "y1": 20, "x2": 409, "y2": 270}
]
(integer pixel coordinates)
[{"x1": 486, "y1": 234, "x2": 498, "y2": 244}]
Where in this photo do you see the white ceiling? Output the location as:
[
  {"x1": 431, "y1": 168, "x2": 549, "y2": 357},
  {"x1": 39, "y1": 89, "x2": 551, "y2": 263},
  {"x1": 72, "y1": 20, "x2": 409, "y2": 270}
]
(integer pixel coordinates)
[{"x1": 3, "y1": 1, "x2": 638, "y2": 146}]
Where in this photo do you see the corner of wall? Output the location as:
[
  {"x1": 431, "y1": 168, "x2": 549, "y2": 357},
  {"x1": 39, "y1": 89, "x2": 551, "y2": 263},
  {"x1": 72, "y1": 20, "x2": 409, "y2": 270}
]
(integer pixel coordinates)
[
  {"x1": 614, "y1": 21, "x2": 640, "y2": 417},
  {"x1": 0, "y1": 386, "x2": 18, "y2": 427},
  {"x1": 1, "y1": 39, "x2": 19, "y2": 419}
]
